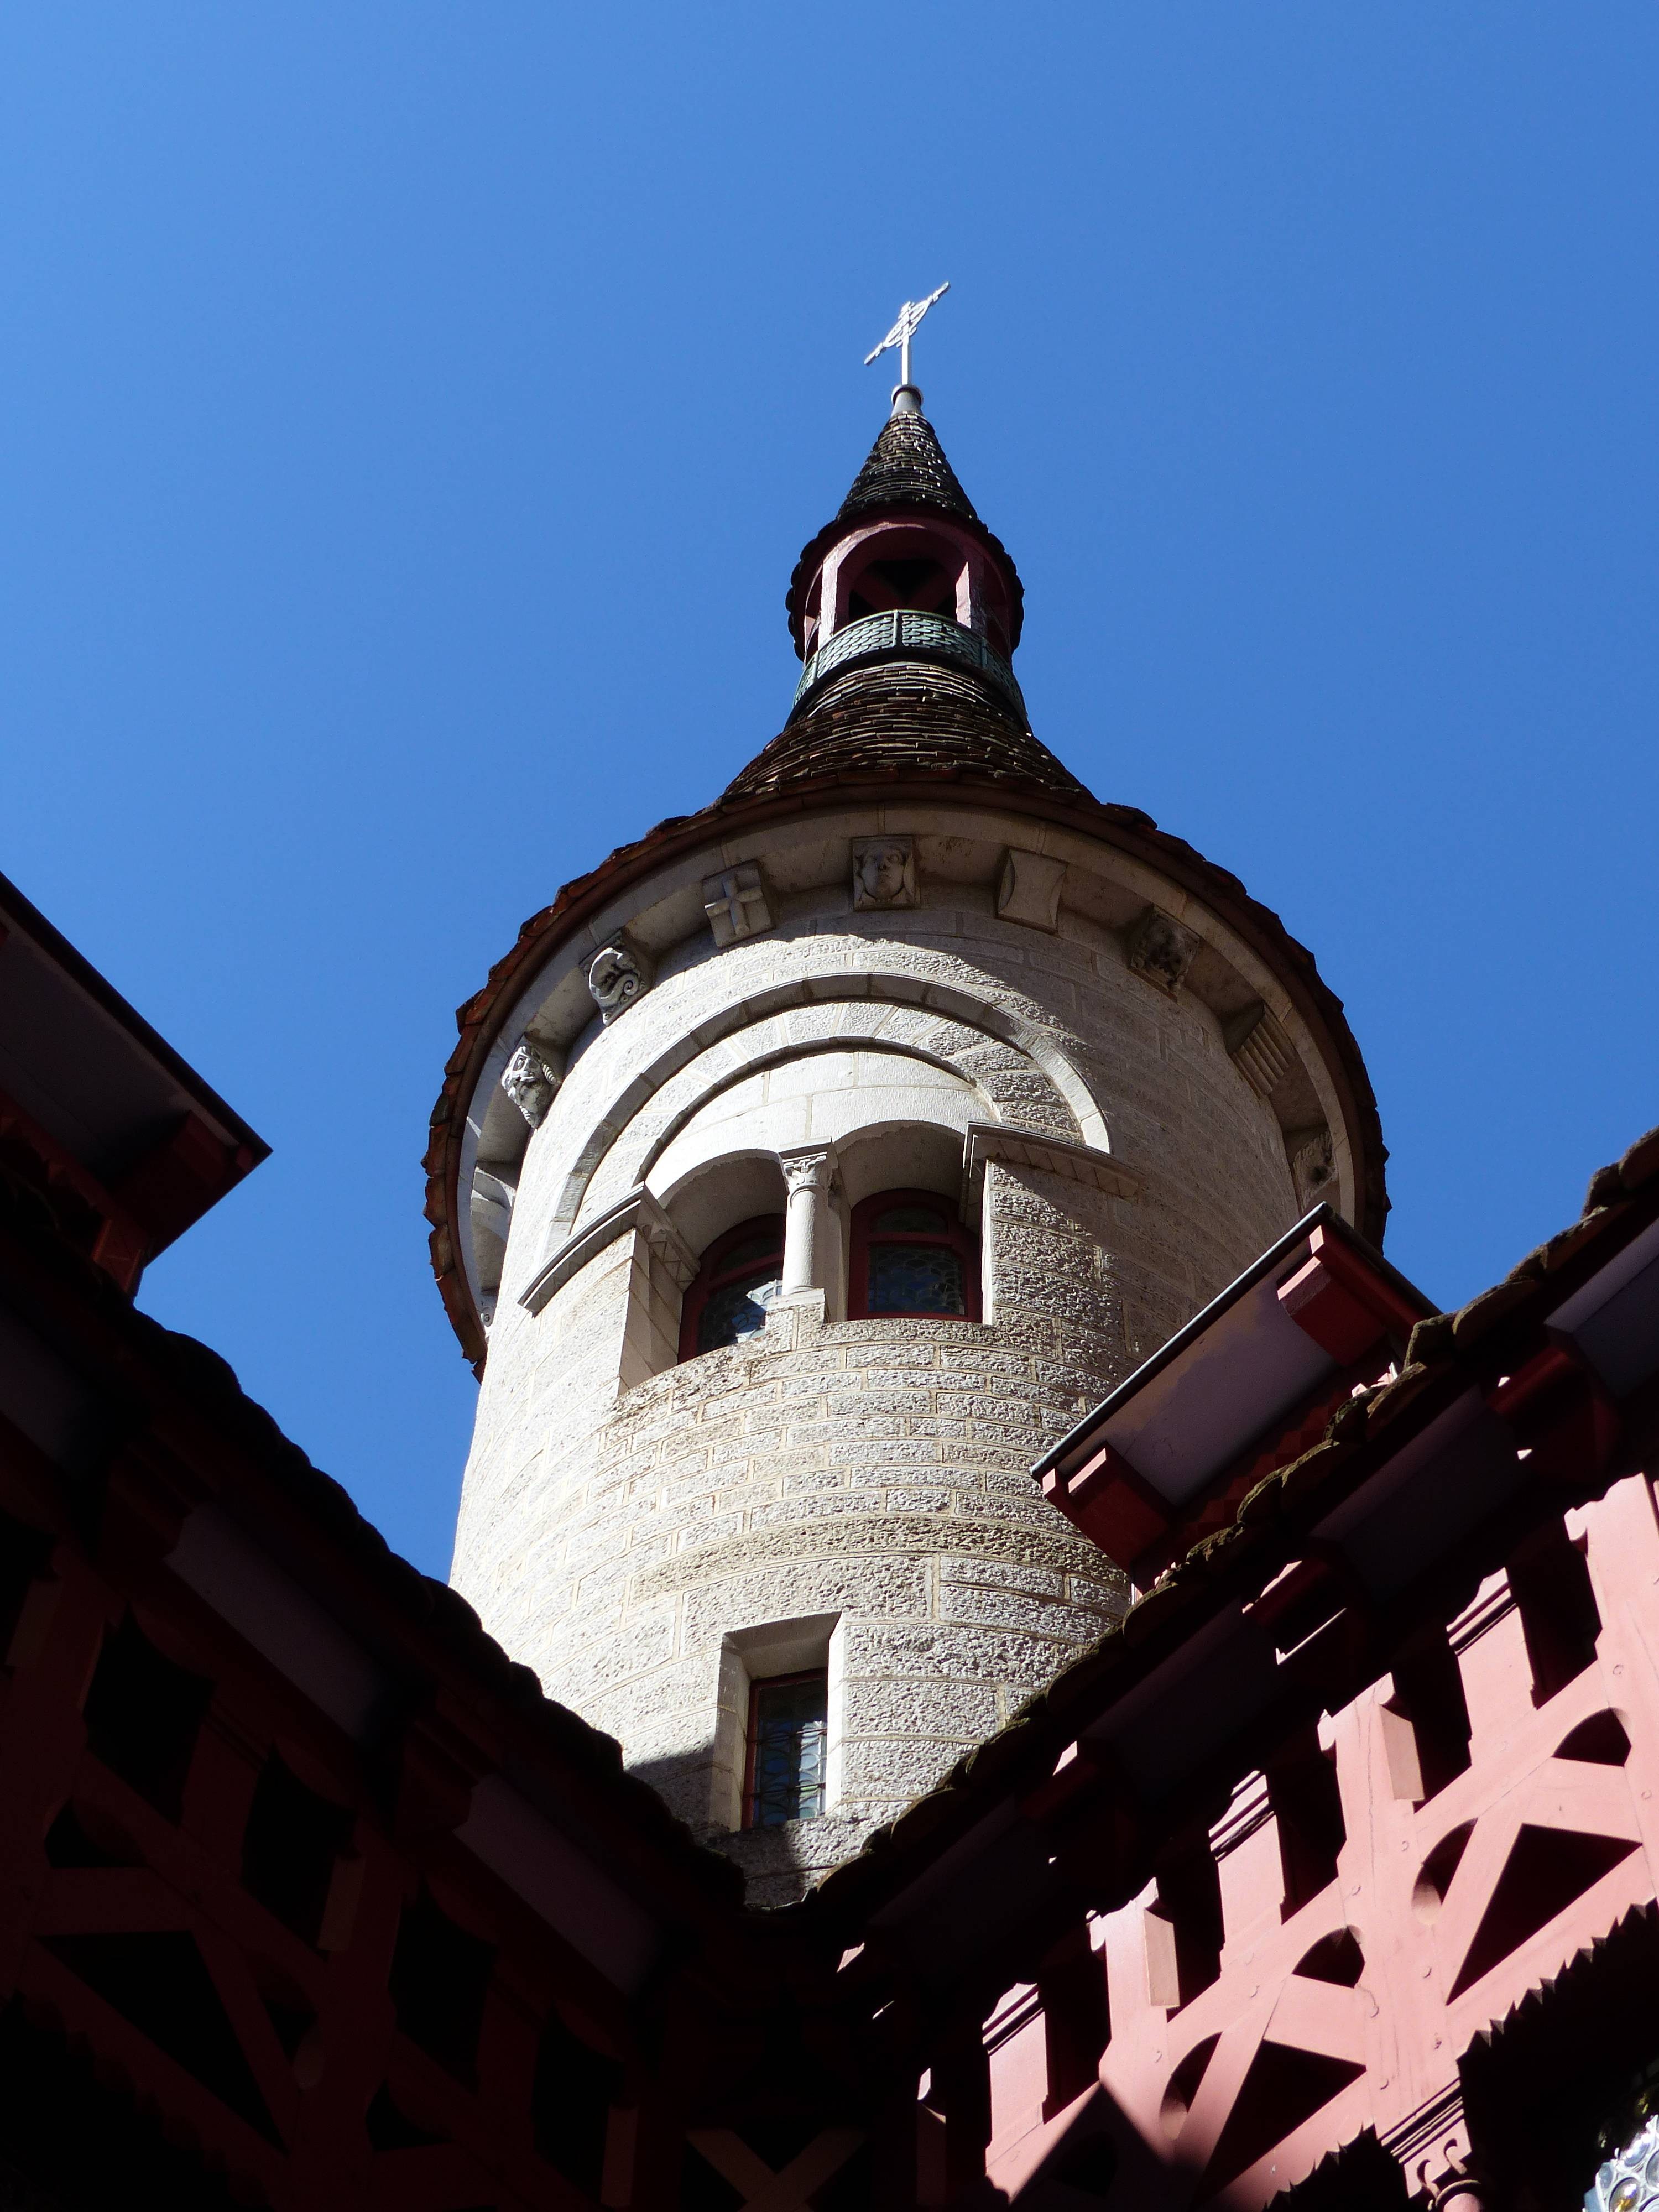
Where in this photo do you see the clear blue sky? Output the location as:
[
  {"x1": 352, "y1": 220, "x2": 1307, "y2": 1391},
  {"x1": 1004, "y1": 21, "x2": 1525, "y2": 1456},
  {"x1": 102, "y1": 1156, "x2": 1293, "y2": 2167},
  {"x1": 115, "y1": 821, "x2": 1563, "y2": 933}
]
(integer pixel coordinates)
[{"x1": 4, "y1": 6, "x2": 1655, "y2": 1578}]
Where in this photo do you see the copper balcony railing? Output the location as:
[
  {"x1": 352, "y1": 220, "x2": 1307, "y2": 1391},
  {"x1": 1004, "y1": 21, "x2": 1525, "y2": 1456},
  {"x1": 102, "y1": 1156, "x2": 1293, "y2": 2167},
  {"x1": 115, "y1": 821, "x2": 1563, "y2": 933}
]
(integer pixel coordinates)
[{"x1": 791, "y1": 608, "x2": 1026, "y2": 719}]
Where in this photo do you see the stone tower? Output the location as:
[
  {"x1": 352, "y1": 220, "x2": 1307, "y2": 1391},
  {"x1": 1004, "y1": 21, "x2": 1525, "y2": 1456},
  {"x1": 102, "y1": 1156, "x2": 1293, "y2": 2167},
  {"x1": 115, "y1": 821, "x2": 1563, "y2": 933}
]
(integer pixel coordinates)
[{"x1": 429, "y1": 379, "x2": 1385, "y2": 1905}]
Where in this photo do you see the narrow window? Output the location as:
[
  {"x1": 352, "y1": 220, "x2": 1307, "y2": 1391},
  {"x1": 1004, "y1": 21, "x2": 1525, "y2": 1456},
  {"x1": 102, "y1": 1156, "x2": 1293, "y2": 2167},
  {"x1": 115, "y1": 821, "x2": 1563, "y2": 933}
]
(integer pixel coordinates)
[
  {"x1": 743, "y1": 1671, "x2": 828, "y2": 1828},
  {"x1": 679, "y1": 1215, "x2": 785, "y2": 1360},
  {"x1": 848, "y1": 1190, "x2": 980, "y2": 1322}
]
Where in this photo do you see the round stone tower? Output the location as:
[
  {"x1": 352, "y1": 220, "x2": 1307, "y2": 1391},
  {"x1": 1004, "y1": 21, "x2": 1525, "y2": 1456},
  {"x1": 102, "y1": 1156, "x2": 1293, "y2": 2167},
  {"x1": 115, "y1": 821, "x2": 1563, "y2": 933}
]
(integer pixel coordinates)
[{"x1": 429, "y1": 380, "x2": 1386, "y2": 1905}]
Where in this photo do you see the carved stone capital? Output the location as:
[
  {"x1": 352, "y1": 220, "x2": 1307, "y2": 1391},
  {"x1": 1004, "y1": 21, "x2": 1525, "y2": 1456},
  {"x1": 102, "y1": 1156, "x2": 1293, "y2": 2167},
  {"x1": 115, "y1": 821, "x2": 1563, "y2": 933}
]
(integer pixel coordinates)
[
  {"x1": 1125, "y1": 906, "x2": 1201, "y2": 998},
  {"x1": 851, "y1": 834, "x2": 917, "y2": 911},
  {"x1": 996, "y1": 847, "x2": 1067, "y2": 933},
  {"x1": 781, "y1": 1145, "x2": 835, "y2": 1195},
  {"x1": 702, "y1": 862, "x2": 775, "y2": 947},
  {"x1": 588, "y1": 936, "x2": 652, "y2": 1024},
  {"x1": 500, "y1": 1041, "x2": 561, "y2": 1127}
]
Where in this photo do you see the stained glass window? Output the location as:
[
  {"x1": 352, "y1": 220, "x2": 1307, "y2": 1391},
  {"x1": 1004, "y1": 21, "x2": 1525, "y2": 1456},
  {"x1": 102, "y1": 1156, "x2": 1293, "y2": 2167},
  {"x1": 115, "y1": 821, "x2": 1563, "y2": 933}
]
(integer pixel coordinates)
[
  {"x1": 696, "y1": 1270, "x2": 782, "y2": 1352},
  {"x1": 848, "y1": 1187, "x2": 980, "y2": 1321},
  {"x1": 873, "y1": 1204, "x2": 948, "y2": 1234},
  {"x1": 680, "y1": 1215, "x2": 786, "y2": 1361},
  {"x1": 867, "y1": 1244, "x2": 965, "y2": 1315},
  {"x1": 746, "y1": 1673, "x2": 828, "y2": 1828}
]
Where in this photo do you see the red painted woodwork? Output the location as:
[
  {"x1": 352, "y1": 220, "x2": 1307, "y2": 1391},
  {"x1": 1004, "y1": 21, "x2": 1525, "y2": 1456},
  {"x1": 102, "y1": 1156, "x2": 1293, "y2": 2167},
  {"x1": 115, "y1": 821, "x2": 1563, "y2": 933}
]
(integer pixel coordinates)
[
  {"x1": 6, "y1": 885, "x2": 1659, "y2": 2212},
  {"x1": 1040, "y1": 1442, "x2": 1172, "y2": 1566}
]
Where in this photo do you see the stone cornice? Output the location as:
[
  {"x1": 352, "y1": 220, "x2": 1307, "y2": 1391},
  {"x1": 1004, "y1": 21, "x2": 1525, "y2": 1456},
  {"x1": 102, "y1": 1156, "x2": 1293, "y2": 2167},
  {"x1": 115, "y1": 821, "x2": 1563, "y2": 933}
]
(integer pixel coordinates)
[
  {"x1": 519, "y1": 1186, "x2": 697, "y2": 1318},
  {"x1": 962, "y1": 1121, "x2": 1142, "y2": 1203}
]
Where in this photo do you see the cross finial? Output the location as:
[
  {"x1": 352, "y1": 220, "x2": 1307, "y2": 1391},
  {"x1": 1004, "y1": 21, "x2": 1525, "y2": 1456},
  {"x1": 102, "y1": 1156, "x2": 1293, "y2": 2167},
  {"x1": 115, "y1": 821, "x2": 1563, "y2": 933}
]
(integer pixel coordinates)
[{"x1": 863, "y1": 282, "x2": 950, "y2": 397}]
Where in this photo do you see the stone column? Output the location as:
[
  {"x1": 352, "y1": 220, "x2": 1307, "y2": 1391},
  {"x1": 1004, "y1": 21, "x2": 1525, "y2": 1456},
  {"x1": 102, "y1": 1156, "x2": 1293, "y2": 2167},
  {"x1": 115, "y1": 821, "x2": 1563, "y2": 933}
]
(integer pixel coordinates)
[{"x1": 779, "y1": 1145, "x2": 836, "y2": 1297}]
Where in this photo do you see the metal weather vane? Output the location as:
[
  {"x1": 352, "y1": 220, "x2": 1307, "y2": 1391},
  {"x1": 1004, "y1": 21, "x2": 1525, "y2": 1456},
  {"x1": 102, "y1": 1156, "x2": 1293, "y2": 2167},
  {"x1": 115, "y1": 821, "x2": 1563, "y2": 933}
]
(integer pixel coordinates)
[{"x1": 863, "y1": 282, "x2": 950, "y2": 390}]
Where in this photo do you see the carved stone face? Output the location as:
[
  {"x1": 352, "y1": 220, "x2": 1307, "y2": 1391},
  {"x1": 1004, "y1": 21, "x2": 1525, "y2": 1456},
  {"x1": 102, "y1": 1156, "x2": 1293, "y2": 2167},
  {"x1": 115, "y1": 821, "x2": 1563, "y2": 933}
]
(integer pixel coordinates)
[
  {"x1": 501, "y1": 1042, "x2": 558, "y2": 1128},
  {"x1": 1125, "y1": 906, "x2": 1199, "y2": 998},
  {"x1": 851, "y1": 837, "x2": 915, "y2": 909}
]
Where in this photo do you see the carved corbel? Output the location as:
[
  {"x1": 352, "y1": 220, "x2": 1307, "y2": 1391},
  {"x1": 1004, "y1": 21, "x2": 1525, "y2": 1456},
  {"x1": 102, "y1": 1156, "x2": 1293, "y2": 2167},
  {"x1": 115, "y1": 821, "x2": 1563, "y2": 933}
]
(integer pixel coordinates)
[
  {"x1": 995, "y1": 848, "x2": 1067, "y2": 932},
  {"x1": 500, "y1": 1039, "x2": 562, "y2": 1127},
  {"x1": 702, "y1": 862, "x2": 775, "y2": 947},
  {"x1": 588, "y1": 934, "x2": 653, "y2": 1024},
  {"x1": 851, "y1": 834, "x2": 918, "y2": 911},
  {"x1": 1124, "y1": 906, "x2": 1200, "y2": 998},
  {"x1": 1288, "y1": 1125, "x2": 1336, "y2": 1212},
  {"x1": 1224, "y1": 1001, "x2": 1293, "y2": 1098}
]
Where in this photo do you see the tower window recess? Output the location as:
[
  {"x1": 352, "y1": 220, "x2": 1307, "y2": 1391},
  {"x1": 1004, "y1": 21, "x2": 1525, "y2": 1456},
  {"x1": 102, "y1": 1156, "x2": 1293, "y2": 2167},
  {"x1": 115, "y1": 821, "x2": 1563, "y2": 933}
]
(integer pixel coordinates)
[
  {"x1": 846, "y1": 552, "x2": 957, "y2": 622},
  {"x1": 848, "y1": 1190, "x2": 980, "y2": 1322},
  {"x1": 743, "y1": 1671, "x2": 828, "y2": 1828},
  {"x1": 679, "y1": 1215, "x2": 786, "y2": 1359}
]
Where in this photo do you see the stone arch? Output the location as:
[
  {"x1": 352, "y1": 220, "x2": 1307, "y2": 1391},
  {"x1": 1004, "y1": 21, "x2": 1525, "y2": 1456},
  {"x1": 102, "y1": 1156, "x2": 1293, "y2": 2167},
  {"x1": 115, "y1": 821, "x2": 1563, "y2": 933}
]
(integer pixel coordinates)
[{"x1": 552, "y1": 985, "x2": 1097, "y2": 1244}]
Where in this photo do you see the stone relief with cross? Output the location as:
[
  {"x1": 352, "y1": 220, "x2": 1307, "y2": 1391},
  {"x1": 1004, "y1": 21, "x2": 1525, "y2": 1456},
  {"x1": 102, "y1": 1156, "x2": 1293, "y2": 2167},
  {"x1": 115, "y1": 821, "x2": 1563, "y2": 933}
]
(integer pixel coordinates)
[{"x1": 701, "y1": 862, "x2": 775, "y2": 948}]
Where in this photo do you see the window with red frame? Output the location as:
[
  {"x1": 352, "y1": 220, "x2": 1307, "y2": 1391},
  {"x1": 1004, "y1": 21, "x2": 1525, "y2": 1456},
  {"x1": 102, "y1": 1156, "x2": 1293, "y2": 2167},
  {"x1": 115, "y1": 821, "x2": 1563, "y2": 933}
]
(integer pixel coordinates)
[
  {"x1": 678, "y1": 1214, "x2": 786, "y2": 1361},
  {"x1": 847, "y1": 1190, "x2": 980, "y2": 1322}
]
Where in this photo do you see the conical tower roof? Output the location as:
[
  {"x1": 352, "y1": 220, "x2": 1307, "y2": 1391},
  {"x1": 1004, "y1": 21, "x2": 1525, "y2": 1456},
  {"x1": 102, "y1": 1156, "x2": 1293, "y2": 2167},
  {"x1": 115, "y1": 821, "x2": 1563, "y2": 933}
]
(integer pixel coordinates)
[
  {"x1": 760, "y1": 393, "x2": 1065, "y2": 800},
  {"x1": 723, "y1": 662, "x2": 1091, "y2": 804},
  {"x1": 834, "y1": 405, "x2": 980, "y2": 526},
  {"x1": 785, "y1": 398, "x2": 1024, "y2": 651}
]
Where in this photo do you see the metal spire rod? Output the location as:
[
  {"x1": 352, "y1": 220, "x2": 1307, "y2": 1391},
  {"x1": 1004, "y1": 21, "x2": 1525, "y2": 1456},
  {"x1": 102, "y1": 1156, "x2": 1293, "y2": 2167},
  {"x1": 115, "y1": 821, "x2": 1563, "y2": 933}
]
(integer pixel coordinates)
[{"x1": 863, "y1": 282, "x2": 950, "y2": 391}]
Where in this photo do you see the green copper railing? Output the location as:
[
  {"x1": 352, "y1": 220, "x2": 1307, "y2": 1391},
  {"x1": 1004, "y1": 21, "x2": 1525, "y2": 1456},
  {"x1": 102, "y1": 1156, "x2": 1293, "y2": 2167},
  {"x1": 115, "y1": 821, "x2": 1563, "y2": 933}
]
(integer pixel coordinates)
[{"x1": 791, "y1": 608, "x2": 1026, "y2": 719}]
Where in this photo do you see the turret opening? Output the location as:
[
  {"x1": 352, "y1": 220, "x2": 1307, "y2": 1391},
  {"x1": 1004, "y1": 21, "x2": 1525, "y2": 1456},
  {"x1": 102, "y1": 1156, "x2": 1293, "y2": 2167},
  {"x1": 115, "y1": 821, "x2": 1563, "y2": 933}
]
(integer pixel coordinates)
[
  {"x1": 799, "y1": 514, "x2": 1015, "y2": 662},
  {"x1": 846, "y1": 554, "x2": 957, "y2": 623}
]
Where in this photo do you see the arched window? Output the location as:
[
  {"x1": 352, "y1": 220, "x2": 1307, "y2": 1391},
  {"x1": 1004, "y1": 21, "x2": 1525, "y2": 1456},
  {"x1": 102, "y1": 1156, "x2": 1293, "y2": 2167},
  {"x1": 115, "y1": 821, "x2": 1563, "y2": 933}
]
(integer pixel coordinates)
[
  {"x1": 848, "y1": 1190, "x2": 980, "y2": 1322},
  {"x1": 679, "y1": 1215, "x2": 786, "y2": 1360}
]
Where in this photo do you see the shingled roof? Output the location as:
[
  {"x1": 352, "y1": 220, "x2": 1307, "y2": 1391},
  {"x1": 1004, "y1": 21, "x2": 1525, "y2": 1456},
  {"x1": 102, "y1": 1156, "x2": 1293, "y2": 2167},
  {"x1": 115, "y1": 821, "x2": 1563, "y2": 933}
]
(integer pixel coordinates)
[
  {"x1": 722, "y1": 662, "x2": 1090, "y2": 804},
  {"x1": 785, "y1": 405, "x2": 1024, "y2": 648},
  {"x1": 835, "y1": 404, "x2": 980, "y2": 526}
]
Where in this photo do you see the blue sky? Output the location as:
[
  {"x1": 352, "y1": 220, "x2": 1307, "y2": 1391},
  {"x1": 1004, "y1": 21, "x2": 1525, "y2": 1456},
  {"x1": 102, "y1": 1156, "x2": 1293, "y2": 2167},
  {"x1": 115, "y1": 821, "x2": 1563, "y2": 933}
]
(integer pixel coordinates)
[{"x1": 3, "y1": 5, "x2": 1655, "y2": 1577}]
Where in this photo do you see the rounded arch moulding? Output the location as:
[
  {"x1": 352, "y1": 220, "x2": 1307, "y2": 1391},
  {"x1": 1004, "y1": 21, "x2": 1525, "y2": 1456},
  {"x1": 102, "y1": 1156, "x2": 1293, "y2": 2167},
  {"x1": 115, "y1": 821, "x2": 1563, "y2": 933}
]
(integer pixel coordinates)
[{"x1": 424, "y1": 776, "x2": 1388, "y2": 1370}]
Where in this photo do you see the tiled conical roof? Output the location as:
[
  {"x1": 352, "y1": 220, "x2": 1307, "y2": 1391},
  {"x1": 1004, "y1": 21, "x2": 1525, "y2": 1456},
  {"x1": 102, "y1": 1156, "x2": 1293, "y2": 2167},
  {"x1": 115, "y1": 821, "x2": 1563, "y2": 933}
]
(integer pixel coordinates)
[
  {"x1": 835, "y1": 405, "x2": 980, "y2": 525},
  {"x1": 722, "y1": 662, "x2": 1091, "y2": 804}
]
